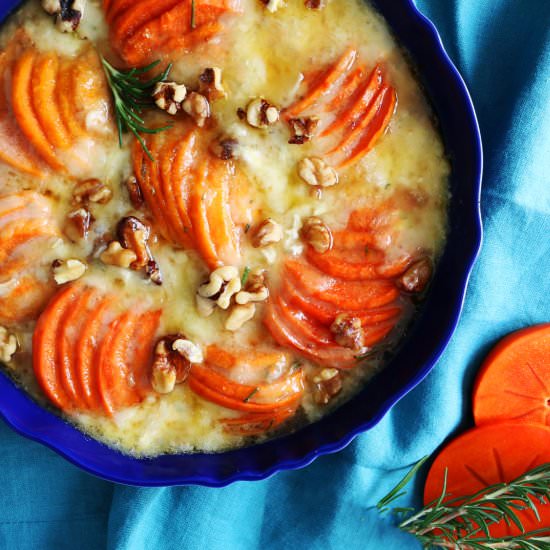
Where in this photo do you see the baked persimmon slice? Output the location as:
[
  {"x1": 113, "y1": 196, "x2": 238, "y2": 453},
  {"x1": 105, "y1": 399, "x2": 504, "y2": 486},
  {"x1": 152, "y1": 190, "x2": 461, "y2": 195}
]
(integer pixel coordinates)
[
  {"x1": 424, "y1": 423, "x2": 550, "y2": 538},
  {"x1": 188, "y1": 363, "x2": 304, "y2": 413},
  {"x1": 97, "y1": 308, "x2": 160, "y2": 414},
  {"x1": 473, "y1": 324, "x2": 550, "y2": 427},
  {"x1": 284, "y1": 47, "x2": 358, "y2": 118},
  {"x1": 33, "y1": 285, "x2": 82, "y2": 411},
  {"x1": 105, "y1": 0, "x2": 243, "y2": 66}
]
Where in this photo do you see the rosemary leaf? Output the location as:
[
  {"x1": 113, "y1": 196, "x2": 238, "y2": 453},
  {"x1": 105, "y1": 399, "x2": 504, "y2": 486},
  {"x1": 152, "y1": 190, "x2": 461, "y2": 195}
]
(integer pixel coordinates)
[
  {"x1": 376, "y1": 460, "x2": 550, "y2": 549},
  {"x1": 101, "y1": 56, "x2": 173, "y2": 160}
]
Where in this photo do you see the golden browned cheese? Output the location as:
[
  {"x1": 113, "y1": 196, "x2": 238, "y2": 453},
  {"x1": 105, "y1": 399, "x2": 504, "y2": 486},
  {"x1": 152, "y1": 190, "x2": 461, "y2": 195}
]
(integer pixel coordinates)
[{"x1": 0, "y1": 0, "x2": 449, "y2": 455}]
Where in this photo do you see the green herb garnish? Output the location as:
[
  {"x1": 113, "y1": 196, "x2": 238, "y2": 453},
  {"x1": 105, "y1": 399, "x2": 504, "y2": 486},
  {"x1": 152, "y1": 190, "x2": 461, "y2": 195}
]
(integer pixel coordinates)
[
  {"x1": 377, "y1": 460, "x2": 550, "y2": 549},
  {"x1": 290, "y1": 361, "x2": 302, "y2": 372},
  {"x1": 241, "y1": 266, "x2": 251, "y2": 285},
  {"x1": 243, "y1": 387, "x2": 259, "y2": 403},
  {"x1": 190, "y1": 0, "x2": 196, "y2": 29},
  {"x1": 244, "y1": 223, "x2": 251, "y2": 234},
  {"x1": 101, "y1": 57, "x2": 173, "y2": 161}
]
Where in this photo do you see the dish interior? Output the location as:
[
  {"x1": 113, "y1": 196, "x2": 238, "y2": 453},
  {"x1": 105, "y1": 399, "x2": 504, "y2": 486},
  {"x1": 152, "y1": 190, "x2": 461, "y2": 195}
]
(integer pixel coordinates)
[{"x1": 0, "y1": 0, "x2": 458, "y2": 460}]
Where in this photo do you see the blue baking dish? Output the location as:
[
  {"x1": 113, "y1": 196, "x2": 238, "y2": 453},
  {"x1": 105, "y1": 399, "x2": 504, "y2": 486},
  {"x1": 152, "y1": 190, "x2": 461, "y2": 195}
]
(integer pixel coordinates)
[{"x1": 0, "y1": 0, "x2": 482, "y2": 486}]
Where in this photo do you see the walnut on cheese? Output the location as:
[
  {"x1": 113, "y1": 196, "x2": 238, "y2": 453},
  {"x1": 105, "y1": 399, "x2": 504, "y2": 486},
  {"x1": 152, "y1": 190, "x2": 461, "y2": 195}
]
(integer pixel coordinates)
[
  {"x1": 183, "y1": 92, "x2": 211, "y2": 127},
  {"x1": 235, "y1": 269, "x2": 269, "y2": 305},
  {"x1": 297, "y1": 157, "x2": 339, "y2": 187},
  {"x1": 0, "y1": 326, "x2": 18, "y2": 364},
  {"x1": 197, "y1": 266, "x2": 241, "y2": 314},
  {"x1": 251, "y1": 218, "x2": 284, "y2": 248},
  {"x1": 52, "y1": 258, "x2": 87, "y2": 285},
  {"x1": 72, "y1": 178, "x2": 112, "y2": 205},
  {"x1": 152, "y1": 82, "x2": 187, "y2": 115},
  {"x1": 100, "y1": 241, "x2": 137, "y2": 269},
  {"x1": 244, "y1": 98, "x2": 279, "y2": 128},
  {"x1": 198, "y1": 67, "x2": 226, "y2": 101},
  {"x1": 151, "y1": 335, "x2": 203, "y2": 394},
  {"x1": 300, "y1": 216, "x2": 333, "y2": 254},
  {"x1": 41, "y1": 0, "x2": 86, "y2": 33}
]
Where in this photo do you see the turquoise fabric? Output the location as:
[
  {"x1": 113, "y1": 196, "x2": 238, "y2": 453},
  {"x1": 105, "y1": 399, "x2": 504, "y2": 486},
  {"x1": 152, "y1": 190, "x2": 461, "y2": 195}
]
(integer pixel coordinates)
[{"x1": 1, "y1": 1, "x2": 550, "y2": 548}]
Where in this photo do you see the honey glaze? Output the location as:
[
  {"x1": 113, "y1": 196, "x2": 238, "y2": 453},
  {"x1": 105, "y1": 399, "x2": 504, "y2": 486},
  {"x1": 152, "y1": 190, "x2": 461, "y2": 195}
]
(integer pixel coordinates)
[{"x1": 0, "y1": 0, "x2": 449, "y2": 455}]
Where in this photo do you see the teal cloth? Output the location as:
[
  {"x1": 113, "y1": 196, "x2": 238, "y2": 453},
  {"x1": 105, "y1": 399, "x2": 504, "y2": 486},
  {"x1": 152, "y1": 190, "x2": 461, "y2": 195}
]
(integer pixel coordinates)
[{"x1": 1, "y1": 1, "x2": 550, "y2": 548}]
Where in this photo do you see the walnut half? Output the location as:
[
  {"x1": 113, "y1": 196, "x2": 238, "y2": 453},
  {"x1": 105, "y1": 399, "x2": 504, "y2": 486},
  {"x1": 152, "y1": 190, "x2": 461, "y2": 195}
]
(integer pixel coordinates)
[
  {"x1": 151, "y1": 334, "x2": 202, "y2": 394},
  {"x1": 0, "y1": 326, "x2": 18, "y2": 364},
  {"x1": 52, "y1": 258, "x2": 87, "y2": 285},
  {"x1": 244, "y1": 98, "x2": 279, "y2": 128},
  {"x1": 152, "y1": 81, "x2": 187, "y2": 115},
  {"x1": 300, "y1": 216, "x2": 333, "y2": 254},
  {"x1": 297, "y1": 157, "x2": 338, "y2": 187},
  {"x1": 42, "y1": 0, "x2": 85, "y2": 32},
  {"x1": 330, "y1": 314, "x2": 364, "y2": 351},
  {"x1": 312, "y1": 368, "x2": 342, "y2": 405}
]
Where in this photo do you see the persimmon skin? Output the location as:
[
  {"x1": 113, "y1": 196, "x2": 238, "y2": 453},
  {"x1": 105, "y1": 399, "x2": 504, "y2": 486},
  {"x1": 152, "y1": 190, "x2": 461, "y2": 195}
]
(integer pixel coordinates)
[
  {"x1": 473, "y1": 324, "x2": 550, "y2": 427},
  {"x1": 424, "y1": 423, "x2": 550, "y2": 539}
]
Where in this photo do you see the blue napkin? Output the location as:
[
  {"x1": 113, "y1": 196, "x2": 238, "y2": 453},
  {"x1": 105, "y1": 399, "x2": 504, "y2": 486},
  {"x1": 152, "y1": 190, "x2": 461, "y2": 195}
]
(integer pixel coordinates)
[{"x1": 1, "y1": 1, "x2": 550, "y2": 548}]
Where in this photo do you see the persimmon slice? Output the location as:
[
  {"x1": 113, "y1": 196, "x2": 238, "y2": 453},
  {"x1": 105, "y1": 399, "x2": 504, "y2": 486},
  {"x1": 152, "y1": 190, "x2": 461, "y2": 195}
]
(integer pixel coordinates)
[
  {"x1": 473, "y1": 324, "x2": 550, "y2": 427},
  {"x1": 285, "y1": 47, "x2": 358, "y2": 117},
  {"x1": 33, "y1": 285, "x2": 81, "y2": 411},
  {"x1": 424, "y1": 423, "x2": 550, "y2": 538}
]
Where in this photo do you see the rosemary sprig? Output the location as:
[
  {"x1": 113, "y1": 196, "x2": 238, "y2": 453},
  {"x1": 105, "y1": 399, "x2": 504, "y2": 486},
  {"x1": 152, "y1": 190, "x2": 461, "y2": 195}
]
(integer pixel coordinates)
[
  {"x1": 377, "y1": 461, "x2": 550, "y2": 549},
  {"x1": 191, "y1": 0, "x2": 196, "y2": 29},
  {"x1": 101, "y1": 57, "x2": 173, "y2": 161},
  {"x1": 241, "y1": 266, "x2": 251, "y2": 286}
]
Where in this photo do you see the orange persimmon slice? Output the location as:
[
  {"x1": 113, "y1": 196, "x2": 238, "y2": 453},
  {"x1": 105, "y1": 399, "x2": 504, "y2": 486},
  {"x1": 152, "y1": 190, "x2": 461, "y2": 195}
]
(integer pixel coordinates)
[
  {"x1": 11, "y1": 49, "x2": 64, "y2": 171},
  {"x1": 33, "y1": 285, "x2": 82, "y2": 411},
  {"x1": 285, "y1": 47, "x2": 358, "y2": 118},
  {"x1": 473, "y1": 324, "x2": 550, "y2": 427},
  {"x1": 424, "y1": 423, "x2": 550, "y2": 538},
  {"x1": 57, "y1": 287, "x2": 97, "y2": 409},
  {"x1": 188, "y1": 363, "x2": 305, "y2": 413},
  {"x1": 75, "y1": 296, "x2": 115, "y2": 411}
]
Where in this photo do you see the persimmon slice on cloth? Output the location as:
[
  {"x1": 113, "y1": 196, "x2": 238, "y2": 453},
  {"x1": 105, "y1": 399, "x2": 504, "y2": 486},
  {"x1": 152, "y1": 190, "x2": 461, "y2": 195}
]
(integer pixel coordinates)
[
  {"x1": 473, "y1": 324, "x2": 550, "y2": 426},
  {"x1": 424, "y1": 422, "x2": 550, "y2": 538}
]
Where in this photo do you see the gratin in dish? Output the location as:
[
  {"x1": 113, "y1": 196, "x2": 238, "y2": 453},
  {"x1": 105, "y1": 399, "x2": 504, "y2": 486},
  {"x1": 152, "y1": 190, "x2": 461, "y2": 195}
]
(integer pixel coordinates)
[{"x1": 0, "y1": 0, "x2": 449, "y2": 455}]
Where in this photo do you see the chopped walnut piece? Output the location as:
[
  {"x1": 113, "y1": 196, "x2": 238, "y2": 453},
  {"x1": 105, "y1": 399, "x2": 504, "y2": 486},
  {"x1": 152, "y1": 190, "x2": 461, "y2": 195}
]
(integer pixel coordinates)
[
  {"x1": 313, "y1": 368, "x2": 342, "y2": 405},
  {"x1": 396, "y1": 257, "x2": 433, "y2": 293},
  {"x1": 65, "y1": 208, "x2": 93, "y2": 242},
  {"x1": 225, "y1": 303, "x2": 256, "y2": 331},
  {"x1": 73, "y1": 178, "x2": 112, "y2": 205},
  {"x1": 235, "y1": 269, "x2": 269, "y2": 304},
  {"x1": 245, "y1": 98, "x2": 280, "y2": 128},
  {"x1": 151, "y1": 334, "x2": 200, "y2": 393},
  {"x1": 298, "y1": 157, "x2": 338, "y2": 187},
  {"x1": 252, "y1": 218, "x2": 283, "y2": 247},
  {"x1": 124, "y1": 176, "x2": 144, "y2": 209},
  {"x1": 100, "y1": 241, "x2": 137, "y2": 268},
  {"x1": 330, "y1": 314, "x2": 364, "y2": 351},
  {"x1": 183, "y1": 92, "x2": 211, "y2": 127},
  {"x1": 300, "y1": 216, "x2": 333, "y2": 253},
  {"x1": 172, "y1": 338, "x2": 204, "y2": 364},
  {"x1": 52, "y1": 258, "x2": 87, "y2": 285},
  {"x1": 146, "y1": 260, "x2": 163, "y2": 286},
  {"x1": 152, "y1": 81, "x2": 187, "y2": 115},
  {"x1": 0, "y1": 326, "x2": 18, "y2": 364},
  {"x1": 288, "y1": 116, "x2": 319, "y2": 144},
  {"x1": 116, "y1": 216, "x2": 152, "y2": 270},
  {"x1": 210, "y1": 136, "x2": 239, "y2": 160},
  {"x1": 260, "y1": 0, "x2": 284, "y2": 12},
  {"x1": 151, "y1": 359, "x2": 177, "y2": 394},
  {"x1": 196, "y1": 266, "x2": 241, "y2": 315},
  {"x1": 42, "y1": 0, "x2": 85, "y2": 32},
  {"x1": 305, "y1": 0, "x2": 325, "y2": 9},
  {"x1": 198, "y1": 67, "x2": 226, "y2": 101},
  {"x1": 195, "y1": 294, "x2": 216, "y2": 317}
]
